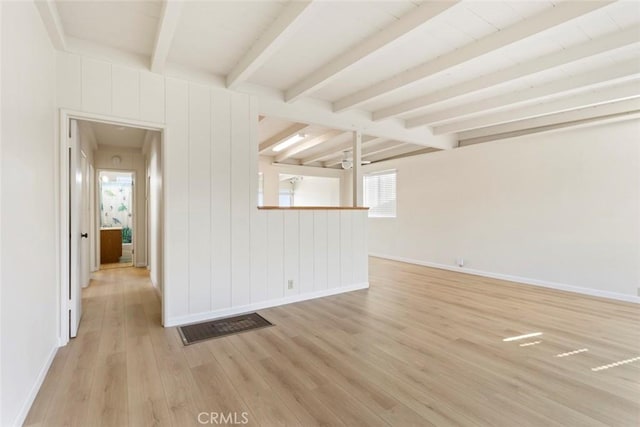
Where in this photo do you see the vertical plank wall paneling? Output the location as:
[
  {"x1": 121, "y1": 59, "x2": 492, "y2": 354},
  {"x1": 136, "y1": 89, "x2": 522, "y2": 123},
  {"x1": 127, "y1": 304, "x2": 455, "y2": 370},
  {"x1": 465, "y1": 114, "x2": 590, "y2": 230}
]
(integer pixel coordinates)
[
  {"x1": 327, "y1": 211, "x2": 341, "y2": 288},
  {"x1": 352, "y1": 211, "x2": 369, "y2": 284},
  {"x1": 56, "y1": 52, "x2": 369, "y2": 326},
  {"x1": 188, "y1": 83, "x2": 211, "y2": 314},
  {"x1": 299, "y1": 211, "x2": 315, "y2": 293},
  {"x1": 139, "y1": 71, "x2": 165, "y2": 123},
  {"x1": 266, "y1": 210, "x2": 284, "y2": 301},
  {"x1": 112, "y1": 65, "x2": 140, "y2": 119},
  {"x1": 340, "y1": 211, "x2": 354, "y2": 286},
  {"x1": 211, "y1": 91, "x2": 232, "y2": 311},
  {"x1": 164, "y1": 78, "x2": 190, "y2": 318},
  {"x1": 230, "y1": 95, "x2": 252, "y2": 307},
  {"x1": 81, "y1": 57, "x2": 111, "y2": 115},
  {"x1": 283, "y1": 211, "x2": 300, "y2": 298},
  {"x1": 250, "y1": 210, "x2": 268, "y2": 303},
  {"x1": 313, "y1": 211, "x2": 329, "y2": 292}
]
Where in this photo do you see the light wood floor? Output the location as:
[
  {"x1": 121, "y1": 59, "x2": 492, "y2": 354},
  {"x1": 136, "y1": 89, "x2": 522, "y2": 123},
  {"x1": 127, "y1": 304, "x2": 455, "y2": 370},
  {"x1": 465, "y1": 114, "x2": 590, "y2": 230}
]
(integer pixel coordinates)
[{"x1": 25, "y1": 257, "x2": 640, "y2": 426}]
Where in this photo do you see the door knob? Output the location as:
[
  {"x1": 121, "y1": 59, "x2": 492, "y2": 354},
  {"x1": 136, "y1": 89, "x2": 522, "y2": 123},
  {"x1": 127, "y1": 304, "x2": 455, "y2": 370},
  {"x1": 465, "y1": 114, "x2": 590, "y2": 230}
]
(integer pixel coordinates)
[{"x1": 81, "y1": 233, "x2": 88, "y2": 238}]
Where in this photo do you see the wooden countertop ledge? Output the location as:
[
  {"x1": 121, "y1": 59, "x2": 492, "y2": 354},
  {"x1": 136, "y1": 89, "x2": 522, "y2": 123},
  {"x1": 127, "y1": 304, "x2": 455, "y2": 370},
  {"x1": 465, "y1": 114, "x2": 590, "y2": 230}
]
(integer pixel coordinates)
[{"x1": 258, "y1": 206, "x2": 369, "y2": 210}]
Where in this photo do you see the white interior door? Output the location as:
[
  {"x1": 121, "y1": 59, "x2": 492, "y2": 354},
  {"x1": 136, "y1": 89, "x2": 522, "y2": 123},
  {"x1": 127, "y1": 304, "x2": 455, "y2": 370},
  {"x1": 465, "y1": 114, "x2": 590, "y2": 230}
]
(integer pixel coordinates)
[
  {"x1": 80, "y1": 154, "x2": 90, "y2": 287},
  {"x1": 69, "y1": 119, "x2": 83, "y2": 337}
]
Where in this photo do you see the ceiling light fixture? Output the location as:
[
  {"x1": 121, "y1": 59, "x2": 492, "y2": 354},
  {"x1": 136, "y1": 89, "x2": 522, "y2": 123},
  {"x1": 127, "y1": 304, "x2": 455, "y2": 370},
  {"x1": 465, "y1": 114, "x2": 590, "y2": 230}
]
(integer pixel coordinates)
[{"x1": 273, "y1": 133, "x2": 305, "y2": 152}]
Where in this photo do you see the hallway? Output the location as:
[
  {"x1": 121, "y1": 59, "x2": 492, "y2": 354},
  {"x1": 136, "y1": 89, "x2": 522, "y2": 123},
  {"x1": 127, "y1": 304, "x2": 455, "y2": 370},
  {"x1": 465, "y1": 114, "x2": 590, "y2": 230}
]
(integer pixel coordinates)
[{"x1": 24, "y1": 267, "x2": 166, "y2": 426}]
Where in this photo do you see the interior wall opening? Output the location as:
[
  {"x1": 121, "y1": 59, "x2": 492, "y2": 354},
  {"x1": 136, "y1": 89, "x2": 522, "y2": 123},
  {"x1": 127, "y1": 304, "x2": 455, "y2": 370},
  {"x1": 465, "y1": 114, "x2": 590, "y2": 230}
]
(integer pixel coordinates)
[{"x1": 98, "y1": 170, "x2": 134, "y2": 269}]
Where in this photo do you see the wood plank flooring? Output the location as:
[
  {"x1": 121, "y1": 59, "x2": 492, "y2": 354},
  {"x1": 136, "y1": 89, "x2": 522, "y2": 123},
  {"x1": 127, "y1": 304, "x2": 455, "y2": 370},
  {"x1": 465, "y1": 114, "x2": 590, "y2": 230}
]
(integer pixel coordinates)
[{"x1": 25, "y1": 257, "x2": 640, "y2": 426}]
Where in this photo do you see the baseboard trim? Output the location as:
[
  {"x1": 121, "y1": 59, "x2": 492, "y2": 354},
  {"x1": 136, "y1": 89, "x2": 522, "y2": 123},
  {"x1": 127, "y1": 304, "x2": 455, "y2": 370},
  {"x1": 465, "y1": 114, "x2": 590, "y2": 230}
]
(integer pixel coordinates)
[
  {"x1": 12, "y1": 344, "x2": 59, "y2": 427},
  {"x1": 164, "y1": 282, "x2": 370, "y2": 327},
  {"x1": 135, "y1": 262, "x2": 147, "y2": 268},
  {"x1": 370, "y1": 253, "x2": 640, "y2": 304}
]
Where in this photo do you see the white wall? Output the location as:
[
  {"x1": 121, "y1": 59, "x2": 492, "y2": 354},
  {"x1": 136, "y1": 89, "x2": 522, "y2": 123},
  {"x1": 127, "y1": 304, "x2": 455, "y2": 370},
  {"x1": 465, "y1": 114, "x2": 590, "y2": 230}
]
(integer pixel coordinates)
[
  {"x1": 57, "y1": 51, "x2": 369, "y2": 327},
  {"x1": 0, "y1": 2, "x2": 4, "y2": 424},
  {"x1": 364, "y1": 120, "x2": 640, "y2": 301},
  {"x1": 93, "y1": 146, "x2": 147, "y2": 266},
  {"x1": 1, "y1": 3, "x2": 58, "y2": 426},
  {"x1": 259, "y1": 157, "x2": 348, "y2": 206},
  {"x1": 144, "y1": 132, "x2": 163, "y2": 294},
  {"x1": 280, "y1": 175, "x2": 341, "y2": 207}
]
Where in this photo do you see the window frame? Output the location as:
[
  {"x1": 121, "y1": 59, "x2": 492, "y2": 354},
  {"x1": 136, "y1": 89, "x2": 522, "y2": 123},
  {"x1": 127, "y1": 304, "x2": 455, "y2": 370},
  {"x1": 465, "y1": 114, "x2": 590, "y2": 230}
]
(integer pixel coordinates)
[{"x1": 363, "y1": 169, "x2": 397, "y2": 218}]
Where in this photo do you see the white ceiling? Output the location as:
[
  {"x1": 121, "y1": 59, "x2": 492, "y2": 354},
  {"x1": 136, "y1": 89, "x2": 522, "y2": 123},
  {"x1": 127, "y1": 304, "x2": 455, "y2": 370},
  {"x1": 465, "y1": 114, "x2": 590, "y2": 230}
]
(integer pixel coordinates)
[
  {"x1": 49, "y1": 0, "x2": 640, "y2": 167},
  {"x1": 89, "y1": 121, "x2": 148, "y2": 149}
]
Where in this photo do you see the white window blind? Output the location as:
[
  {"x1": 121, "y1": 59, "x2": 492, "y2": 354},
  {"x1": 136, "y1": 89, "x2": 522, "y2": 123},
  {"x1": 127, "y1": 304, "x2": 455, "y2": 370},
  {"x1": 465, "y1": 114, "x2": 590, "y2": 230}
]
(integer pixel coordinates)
[{"x1": 363, "y1": 170, "x2": 396, "y2": 218}]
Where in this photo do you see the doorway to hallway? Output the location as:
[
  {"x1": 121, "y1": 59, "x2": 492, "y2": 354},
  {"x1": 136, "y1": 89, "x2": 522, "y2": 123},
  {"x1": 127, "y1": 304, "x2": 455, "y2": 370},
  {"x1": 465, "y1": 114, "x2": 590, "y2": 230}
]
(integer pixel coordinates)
[
  {"x1": 61, "y1": 112, "x2": 165, "y2": 343},
  {"x1": 98, "y1": 170, "x2": 135, "y2": 270}
]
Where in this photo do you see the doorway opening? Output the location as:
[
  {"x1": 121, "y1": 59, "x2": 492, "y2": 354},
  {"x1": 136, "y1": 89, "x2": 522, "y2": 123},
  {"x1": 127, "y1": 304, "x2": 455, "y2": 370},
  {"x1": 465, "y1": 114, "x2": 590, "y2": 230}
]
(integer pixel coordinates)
[
  {"x1": 60, "y1": 111, "x2": 165, "y2": 344},
  {"x1": 99, "y1": 170, "x2": 135, "y2": 269}
]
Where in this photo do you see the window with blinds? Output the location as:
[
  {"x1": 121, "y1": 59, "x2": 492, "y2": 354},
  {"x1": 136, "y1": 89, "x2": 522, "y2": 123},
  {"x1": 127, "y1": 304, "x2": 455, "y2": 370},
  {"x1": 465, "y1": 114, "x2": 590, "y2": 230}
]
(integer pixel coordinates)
[{"x1": 363, "y1": 170, "x2": 397, "y2": 218}]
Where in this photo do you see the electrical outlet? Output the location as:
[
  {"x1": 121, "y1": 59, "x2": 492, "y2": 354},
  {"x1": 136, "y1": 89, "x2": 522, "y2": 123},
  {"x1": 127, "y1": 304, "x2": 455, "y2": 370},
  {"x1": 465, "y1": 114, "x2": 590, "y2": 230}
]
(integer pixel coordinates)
[
  {"x1": 287, "y1": 279, "x2": 294, "y2": 290},
  {"x1": 456, "y1": 258, "x2": 464, "y2": 267},
  {"x1": 637, "y1": 287, "x2": 640, "y2": 297}
]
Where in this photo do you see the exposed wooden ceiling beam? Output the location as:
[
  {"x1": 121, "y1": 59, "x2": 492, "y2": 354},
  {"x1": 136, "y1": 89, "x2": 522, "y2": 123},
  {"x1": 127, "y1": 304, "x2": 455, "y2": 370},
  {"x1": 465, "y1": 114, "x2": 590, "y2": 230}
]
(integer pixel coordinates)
[
  {"x1": 150, "y1": 1, "x2": 184, "y2": 73},
  {"x1": 373, "y1": 27, "x2": 640, "y2": 121},
  {"x1": 362, "y1": 142, "x2": 409, "y2": 162},
  {"x1": 365, "y1": 144, "x2": 437, "y2": 164},
  {"x1": 458, "y1": 108, "x2": 640, "y2": 147},
  {"x1": 406, "y1": 59, "x2": 640, "y2": 129},
  {"x1": 34, "y1": 0, "x2": 67, "y2": 50},
  {"x1": 258, "y1": 123, "x2": 310, "y2": 153},
  {"x1": 275, "y1": 129, "x2": 344, "y2": 162},
  {"x1": 323, "y1": 139, "x2": 404, "y2": 166},
  {"x1": 434, "y1": 80, "x2": 640, "y2": 135},
  {"x1": 301, "y1": 136, "x2": 383, "y2": 165},
  {"x1": 254, "y1": 86, "x2": 455, "y2": 149},
  {"x1": 227, "y1": 1, "x2": 315, "y2": 89},
  {"x1": 284, "y1": 1, "x2": 458, "y2": 102},
  {"x1": 455, "y1": 97, "x2": 640, "y2": 143},
  {"x1": 333, "y1": 0, "x2": 614, "y2": 112}
]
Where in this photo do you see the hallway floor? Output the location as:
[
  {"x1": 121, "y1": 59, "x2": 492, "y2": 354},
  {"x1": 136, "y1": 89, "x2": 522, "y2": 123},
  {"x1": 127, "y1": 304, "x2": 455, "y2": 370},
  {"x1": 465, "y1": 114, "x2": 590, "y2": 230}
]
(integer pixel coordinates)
[{"x1": 24, "y1": 259, "x2": 640, "y2": 426}]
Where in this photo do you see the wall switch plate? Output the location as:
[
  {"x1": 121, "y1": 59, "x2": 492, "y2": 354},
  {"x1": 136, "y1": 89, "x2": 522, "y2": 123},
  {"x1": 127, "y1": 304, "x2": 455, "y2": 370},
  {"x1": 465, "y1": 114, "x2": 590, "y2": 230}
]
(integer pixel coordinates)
[{"x1": 287, "y1": 279, "x2": 294, "y2": 290}]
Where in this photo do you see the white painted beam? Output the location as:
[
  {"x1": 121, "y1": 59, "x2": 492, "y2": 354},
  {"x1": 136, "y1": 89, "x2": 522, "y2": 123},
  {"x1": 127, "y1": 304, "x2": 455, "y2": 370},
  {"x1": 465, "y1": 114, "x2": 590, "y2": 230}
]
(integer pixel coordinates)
[
  {"x1": 455, "y1": 95, "x2": 640, "y2": 140},
  {"x1": 365, "y1": 144, "x2": 434, "y2": 163},
  {"x1": 324, "y1": 139, "x2": 405, "y2": 166},
  {"x1": 302, "y1": 135, "x2": 382, "y2": 165},
  {"x1": 458, "y1": 108, "x2": 640, "y2": 147},
  {"x1": 34, "y1": 0, "x2": 67, "y2": 50},
  {"x1": 333, "y1": 0, "x2": 614, "y2": 112},
  {"x1": 245, "y1": 83, "x2": 455, "y2": 149},
  {"x1": 434, "y1": 80, "x2": 640, "y2": 135},
  {"x1": 259, "y1": 123, "x2": 310, "y2": 153},
  {"x1": 372, "y1": 27, "x2": 640, "y2": 121},
  {"x1": 406, "y1": 59, "x2": 640, "y2": 128},
  {"x1": 285, "y1": 1, "x2": 458, "y2": 102},
  {"x1": 274, "y1": 129, "x2": 344, "y2": 162},
  {"x1": 352, "y1": 131, "x2": 363, "y2": 207},
  {"x1": 150, "y1": 1, "x2": 184, "y2": 73},
  {"x1": 227, "y1": 1, "x2": 315, "y2": 89}
]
